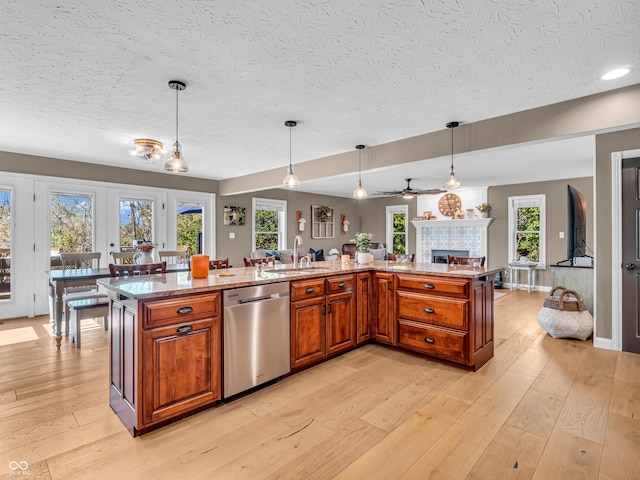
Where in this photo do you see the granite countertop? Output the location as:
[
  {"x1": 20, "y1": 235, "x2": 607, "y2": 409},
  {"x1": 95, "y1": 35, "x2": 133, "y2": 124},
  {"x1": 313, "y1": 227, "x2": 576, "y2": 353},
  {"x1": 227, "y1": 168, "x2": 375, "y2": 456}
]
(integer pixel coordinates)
[{"x1": 97, "y1": 260, "x2": 503, "y2": 300}]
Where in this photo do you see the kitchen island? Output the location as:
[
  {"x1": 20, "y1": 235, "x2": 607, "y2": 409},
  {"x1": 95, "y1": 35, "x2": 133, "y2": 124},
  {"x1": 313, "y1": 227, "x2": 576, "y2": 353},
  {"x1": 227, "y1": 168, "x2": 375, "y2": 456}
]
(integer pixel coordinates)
[{"x1": 98, "y1": 260, "x2": 500, "y2": 436}]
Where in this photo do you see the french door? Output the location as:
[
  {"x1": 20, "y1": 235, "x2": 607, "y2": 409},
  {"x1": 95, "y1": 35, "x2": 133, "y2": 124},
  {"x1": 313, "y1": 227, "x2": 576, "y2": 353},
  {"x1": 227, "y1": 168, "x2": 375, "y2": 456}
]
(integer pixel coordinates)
[{"x1": 0, "y1": 175, "x2": 33, "y2": 319}]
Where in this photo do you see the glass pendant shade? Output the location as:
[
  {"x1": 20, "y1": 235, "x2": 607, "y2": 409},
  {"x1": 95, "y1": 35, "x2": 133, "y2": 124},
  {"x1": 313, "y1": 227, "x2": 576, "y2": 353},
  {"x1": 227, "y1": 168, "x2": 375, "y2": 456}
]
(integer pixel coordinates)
[
  {"x1": 352, "y1": 144, "x2": 368, "y2": 199},
  {"x1": 353, "y1": 181, "x2": 367, "y2": 199},
  {"x1": 282, "y1": 120, "x2": 300, "y2": 188},
  {"x1": 165, "y1": 80, "x2": 188, "y2": 173},
  {"x1": 443, "y1": 121, "x2": 461, "y2": 189},
  {"x1": 164, "y1": 140, "x2": 188, "y2": 173},
  {"x1": 283, "y1": 165, "x2": 300, "y2": 188}
]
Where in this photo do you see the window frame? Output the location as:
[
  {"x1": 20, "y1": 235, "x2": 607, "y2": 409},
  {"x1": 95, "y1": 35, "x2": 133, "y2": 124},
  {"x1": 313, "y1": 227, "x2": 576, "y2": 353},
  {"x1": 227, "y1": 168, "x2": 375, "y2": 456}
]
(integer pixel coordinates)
[
  {"x1": 252, "y1": 197, "x2": 287, "y2": 251},
  {"x1": 508, "y1": 194, "x2": 546, "y2": 267},
  {"x1": 386, "y1": 205, "x2": 409, "y2": 254}
]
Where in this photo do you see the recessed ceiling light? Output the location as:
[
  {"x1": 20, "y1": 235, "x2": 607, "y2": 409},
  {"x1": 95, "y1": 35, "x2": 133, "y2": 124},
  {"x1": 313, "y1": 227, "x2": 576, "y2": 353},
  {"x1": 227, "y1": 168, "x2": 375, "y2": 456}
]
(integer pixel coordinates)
[{"x1": 601, "y1": 68, "x2": 630, "y2": 80}]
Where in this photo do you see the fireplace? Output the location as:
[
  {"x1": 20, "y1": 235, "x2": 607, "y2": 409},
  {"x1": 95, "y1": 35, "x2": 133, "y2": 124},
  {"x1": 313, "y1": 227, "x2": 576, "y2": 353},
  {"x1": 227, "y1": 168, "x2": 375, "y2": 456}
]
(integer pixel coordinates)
[
  {"x1": 432, "y1": 249, "x2": 469, "y2": 264},
  {"x1": 410, "y1": 218, "x2": 493, "y2": 263}
]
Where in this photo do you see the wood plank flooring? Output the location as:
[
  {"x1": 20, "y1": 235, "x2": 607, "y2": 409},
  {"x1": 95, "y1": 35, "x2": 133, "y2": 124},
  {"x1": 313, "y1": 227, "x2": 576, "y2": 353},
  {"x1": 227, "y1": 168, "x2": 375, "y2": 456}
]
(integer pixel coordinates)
[{"x1": 1, "y1": 291, "x2": 639, "y2": 479}]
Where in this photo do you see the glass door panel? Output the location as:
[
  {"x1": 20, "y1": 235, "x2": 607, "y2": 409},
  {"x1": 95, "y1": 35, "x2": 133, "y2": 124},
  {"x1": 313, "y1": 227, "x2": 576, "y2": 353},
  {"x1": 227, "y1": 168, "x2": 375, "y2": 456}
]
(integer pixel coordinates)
[
  {"x1": 0, "y1": 189, "x2": 11, "y2": 301},
  {"x1": 49, "y1": 192, "x2": 94, "y2": 269},
  {"x1": 177, "y1": 202, "x2": 204, "y2": 254}
]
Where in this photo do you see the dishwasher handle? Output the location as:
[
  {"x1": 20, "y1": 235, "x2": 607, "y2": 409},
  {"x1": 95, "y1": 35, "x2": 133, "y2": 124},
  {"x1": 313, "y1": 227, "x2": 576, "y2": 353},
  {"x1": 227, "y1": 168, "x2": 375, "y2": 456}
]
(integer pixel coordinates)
[{"x1": 238, "y1": 295, "x2": 276, "y2": 305}]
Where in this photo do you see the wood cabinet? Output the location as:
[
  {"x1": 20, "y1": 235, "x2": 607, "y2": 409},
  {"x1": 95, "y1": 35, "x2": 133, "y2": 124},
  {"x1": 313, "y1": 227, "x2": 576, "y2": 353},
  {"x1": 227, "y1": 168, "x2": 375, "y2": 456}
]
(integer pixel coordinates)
[
  {"x1": 108, "y1": 290, "x2": 221, "y2": 436},
  {"x1": 290, "y1": 275, "x2": 355, "y2": 370},
  {"x1": 373, "y1": 272, "x2": 395, "y2": 345},
  {"x1": 395, "y1": 273, "x2": 494, "y2": 370},
  {"x1": 356, "y1": 272, "x2": 372, "y2": 344}
]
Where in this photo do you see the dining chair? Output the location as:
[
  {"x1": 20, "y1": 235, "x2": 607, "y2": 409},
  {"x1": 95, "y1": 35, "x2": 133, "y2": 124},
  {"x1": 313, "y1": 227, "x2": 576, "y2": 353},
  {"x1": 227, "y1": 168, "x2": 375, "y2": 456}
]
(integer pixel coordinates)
[
  {"x1": 447, "y1": 255, "x2": 485, "y2": 267},
  {"x1": 109, "y1": 262, "x2": 167, "y2": 277},
  {"x1": 388, "y1": 253, "x2": 415, "y2": 262},
  {"x1": 209, "y1": 258, "x2": 229, "y2": 269},
  {"x1": 111, "y1": 251, "x2": 136, "y2": 264},
  {"x1": 158, "y1": 250, "x2": 190, "y2": 265},
  {"x1": 60, "y1": 252, "x2": 101, "y2": 270},
  {"x1": 243, "y1": 257, "x2": 276, "y2": 267}
]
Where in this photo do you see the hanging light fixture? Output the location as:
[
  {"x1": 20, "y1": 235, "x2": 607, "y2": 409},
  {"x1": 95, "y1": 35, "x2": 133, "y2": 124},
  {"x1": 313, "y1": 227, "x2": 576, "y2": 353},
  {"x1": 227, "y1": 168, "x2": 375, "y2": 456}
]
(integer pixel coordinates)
[
  {"x1": 127, "y1": 138, "x2": 166, "y2": 164},
  {"x1": 164, "y1": 80, "x2": 188, "y2": 173},
  {"x1": 443, "y1": 121, "x2": 461, "y2": 189},
  {"x1": 353, "y1": 144, "x2": 368, "y2": 199},
  {"x1": 282, "y1": 120, "x2": 300, "y2": 188}
]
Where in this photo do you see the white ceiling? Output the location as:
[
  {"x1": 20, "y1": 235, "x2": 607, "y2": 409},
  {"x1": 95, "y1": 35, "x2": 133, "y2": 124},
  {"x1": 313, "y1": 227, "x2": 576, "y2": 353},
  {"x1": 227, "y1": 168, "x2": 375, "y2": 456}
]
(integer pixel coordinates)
[{"x1": 0, "y1": 0, "x2": 637, "y2": 197}]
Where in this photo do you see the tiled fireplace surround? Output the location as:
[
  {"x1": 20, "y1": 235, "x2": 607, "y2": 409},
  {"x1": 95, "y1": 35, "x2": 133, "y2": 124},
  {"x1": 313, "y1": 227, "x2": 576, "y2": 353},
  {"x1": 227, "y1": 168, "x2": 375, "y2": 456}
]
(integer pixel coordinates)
[{"x1": 411, "y1": 218, "x2": 493, "y2": 263}]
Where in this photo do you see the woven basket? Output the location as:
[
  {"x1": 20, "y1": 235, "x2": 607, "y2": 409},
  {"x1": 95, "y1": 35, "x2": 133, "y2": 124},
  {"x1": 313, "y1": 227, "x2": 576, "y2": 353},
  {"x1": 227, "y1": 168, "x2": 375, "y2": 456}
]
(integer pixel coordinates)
[{"x1": 543, "y1": 286, "x2": 586, "y2": 312}]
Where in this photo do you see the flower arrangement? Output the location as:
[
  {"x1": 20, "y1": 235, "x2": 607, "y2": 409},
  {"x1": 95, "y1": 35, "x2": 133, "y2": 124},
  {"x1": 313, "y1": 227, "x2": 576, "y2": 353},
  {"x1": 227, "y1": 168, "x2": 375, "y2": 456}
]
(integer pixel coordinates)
[
  {"x1": 454, "y1": 209, "x2": 465, "y2": 219},
  {"x1": 354, "y1": 232, "x2": 373, "y2": 253},
  {"x1": 135, "y1": 242, "x2": 155, "y2": 252},
  {"x1": 476, "y1": 203, "x2": 490, "y2": 213}
]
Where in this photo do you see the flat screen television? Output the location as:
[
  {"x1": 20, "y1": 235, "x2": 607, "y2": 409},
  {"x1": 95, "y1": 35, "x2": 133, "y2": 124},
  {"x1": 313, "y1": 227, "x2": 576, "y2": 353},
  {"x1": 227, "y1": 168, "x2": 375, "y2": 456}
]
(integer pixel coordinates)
[{"x1": 567, "y1": 185, "x2": 587, "y2": 260}]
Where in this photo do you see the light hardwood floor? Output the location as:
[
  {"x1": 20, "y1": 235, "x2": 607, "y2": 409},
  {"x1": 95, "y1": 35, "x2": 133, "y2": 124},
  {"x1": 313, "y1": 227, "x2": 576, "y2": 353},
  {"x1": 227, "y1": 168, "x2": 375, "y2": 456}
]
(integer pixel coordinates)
[{"x1": 1, "y1": 291, "x2": 639, "y2": 479}]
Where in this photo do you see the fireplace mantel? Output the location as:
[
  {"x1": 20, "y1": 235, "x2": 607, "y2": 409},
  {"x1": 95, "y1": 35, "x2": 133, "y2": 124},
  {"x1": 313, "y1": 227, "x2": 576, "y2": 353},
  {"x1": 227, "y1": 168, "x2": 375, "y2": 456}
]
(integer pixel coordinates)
[{"x1": 411, "y1": 218, "x2": 493, "y2": 263}]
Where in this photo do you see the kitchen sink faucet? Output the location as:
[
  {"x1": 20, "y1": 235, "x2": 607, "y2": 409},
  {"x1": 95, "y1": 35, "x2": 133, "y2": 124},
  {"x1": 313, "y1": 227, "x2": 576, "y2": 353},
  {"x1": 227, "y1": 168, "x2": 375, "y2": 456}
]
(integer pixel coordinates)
[{"x1": 293, "y1": 235, "x2": 303, "y2": 267}]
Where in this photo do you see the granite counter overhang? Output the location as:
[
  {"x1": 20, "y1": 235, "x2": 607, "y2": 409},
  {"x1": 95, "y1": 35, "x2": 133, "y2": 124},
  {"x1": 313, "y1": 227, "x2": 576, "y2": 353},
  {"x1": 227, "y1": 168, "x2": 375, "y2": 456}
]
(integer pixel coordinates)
[{"x1": 96, "y1": 260, "x2": 503, "y2": 300}]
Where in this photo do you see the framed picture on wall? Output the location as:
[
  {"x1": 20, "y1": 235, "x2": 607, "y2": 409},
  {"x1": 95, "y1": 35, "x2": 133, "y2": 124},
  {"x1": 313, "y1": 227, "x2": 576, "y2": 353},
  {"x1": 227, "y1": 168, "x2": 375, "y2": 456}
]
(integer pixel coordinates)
[
  {"x1": 311, "y1": 205, "x2": 335, "y2": 238},
  {"x1": 224, "y1": 206, "x2": 246, "y2": 226}
]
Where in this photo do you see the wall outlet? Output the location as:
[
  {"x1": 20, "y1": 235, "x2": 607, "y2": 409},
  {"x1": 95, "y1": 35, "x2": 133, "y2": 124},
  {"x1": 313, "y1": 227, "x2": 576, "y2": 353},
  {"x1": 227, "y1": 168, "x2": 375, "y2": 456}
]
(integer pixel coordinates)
[
  {"x1": 559, "y1": 231, "x2": 565, "y2": 238},
  {"x1": 229, "y1": 232, "x2": 235, "y2": 239}
]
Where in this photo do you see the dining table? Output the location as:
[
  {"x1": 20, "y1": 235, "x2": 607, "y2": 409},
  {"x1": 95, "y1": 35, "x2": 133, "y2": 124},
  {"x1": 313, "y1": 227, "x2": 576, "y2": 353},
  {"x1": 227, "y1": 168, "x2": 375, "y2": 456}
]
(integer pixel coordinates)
[{"x1": 45, "y1": 264, "x2": 189, "y2": 349}]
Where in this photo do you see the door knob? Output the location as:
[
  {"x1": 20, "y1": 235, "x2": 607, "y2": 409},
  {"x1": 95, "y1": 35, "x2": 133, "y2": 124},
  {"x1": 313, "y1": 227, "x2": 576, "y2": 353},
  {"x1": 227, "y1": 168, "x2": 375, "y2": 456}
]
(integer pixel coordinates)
[{"x1": 625, "y1": 263, "x2": 635, "y2": 270}]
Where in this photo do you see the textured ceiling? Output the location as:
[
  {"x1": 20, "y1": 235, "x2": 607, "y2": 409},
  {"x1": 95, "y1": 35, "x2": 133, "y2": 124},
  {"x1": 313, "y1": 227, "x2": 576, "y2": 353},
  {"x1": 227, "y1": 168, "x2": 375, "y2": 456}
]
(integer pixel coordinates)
[{"x1": 0, "y1": 0, "x2": 638, "y2": 196}]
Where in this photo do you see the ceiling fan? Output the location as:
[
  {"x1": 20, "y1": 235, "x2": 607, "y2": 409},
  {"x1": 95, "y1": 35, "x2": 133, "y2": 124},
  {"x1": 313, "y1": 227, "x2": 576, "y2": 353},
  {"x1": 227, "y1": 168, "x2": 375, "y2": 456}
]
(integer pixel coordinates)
[{"x1": 374, "y1": 178, "x2": 446, "y2": 198}]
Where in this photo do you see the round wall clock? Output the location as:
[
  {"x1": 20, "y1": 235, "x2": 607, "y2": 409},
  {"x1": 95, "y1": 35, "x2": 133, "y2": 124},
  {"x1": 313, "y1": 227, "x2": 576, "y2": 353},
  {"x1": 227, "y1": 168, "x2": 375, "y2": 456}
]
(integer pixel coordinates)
[{"x1": 438, "y1": 193, "x2": 462, "y2": 217}]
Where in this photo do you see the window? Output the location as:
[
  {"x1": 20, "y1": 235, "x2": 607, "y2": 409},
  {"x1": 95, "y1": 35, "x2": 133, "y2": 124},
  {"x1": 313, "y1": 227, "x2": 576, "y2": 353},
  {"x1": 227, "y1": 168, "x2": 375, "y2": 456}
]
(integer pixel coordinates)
[
  {"x1": 253, "y1": 198, "x2": 287, "y2": 251},
  {"x1": 386, "y1": 205, "x2": 408, "y2": 254},
  {"x1": 176, "y1": 202, "x2": 203, "y2": 255},
  {"x1": 50, "y1": 192, "x2": 94, "y2": 263},
  {"x1": 0, "y1": 189, "x2": 11, "y2": 301},
  {"x1": 508, "y1": 194, "x2": 546, "y2": 266},
  {"x1": 119, "y1": 198, "x2": 153, "y2": 247}
]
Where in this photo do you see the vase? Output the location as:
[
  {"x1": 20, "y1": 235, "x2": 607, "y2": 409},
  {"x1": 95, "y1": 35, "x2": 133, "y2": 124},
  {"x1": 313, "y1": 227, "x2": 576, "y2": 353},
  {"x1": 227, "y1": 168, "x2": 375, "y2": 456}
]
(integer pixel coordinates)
[
  {"x1": 481, "y1": 211, "x2": 488, "y2": 218},
  {"x1": 134, "y1": 251, "x2": 155, "y2": 264},
  {"x1": 357, "y1": 252, "x2": 370, "y2": 264}
]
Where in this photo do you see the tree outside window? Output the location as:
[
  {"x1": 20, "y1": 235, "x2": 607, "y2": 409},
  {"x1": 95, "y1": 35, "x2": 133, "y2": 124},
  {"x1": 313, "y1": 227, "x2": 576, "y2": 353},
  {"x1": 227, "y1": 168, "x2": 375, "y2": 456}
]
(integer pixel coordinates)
[
  {"x1": 255, "y1": 209, "x2": 279, "y2": 250},
  {"x1": 120, "y1": 199, "x2": 153, "y2": 247},
  {"x1": 50, "y1": 193, "x2": 93, "y2": 254},
  {"x1": 509, "y1": 194, "x2": 545, "y2": 265},
  {"x1": 386, "y1": 205, "x2": 408, "y2": 254},
  {"x1": 516, "y1": 206, "x2": 540, "y2": 262}
]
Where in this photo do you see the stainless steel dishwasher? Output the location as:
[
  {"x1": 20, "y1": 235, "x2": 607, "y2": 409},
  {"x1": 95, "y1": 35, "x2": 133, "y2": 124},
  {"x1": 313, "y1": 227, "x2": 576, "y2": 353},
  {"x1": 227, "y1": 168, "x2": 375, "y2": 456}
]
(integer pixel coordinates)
[{"x1": 223, "y1": 282, "x2": 290, "y2": 398}]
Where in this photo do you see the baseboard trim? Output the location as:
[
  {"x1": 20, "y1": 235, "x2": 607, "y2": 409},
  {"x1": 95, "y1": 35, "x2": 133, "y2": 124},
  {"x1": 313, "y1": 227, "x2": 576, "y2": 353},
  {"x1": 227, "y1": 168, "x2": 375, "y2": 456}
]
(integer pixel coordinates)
[
  {"x1": 503, "y1": 283, "x2": 551, "y2": 293},
  {"x1": 593, "y1": 336, "x2": 615, "y2": 350}
]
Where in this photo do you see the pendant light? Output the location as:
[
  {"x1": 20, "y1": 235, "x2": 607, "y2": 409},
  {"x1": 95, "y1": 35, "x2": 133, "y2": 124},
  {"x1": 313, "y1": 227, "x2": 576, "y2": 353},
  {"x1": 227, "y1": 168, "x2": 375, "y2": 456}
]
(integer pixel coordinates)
[
  {"x1": 282, "y1": 120, "x2": 300, "y2": 188},
  {"x1": 164, "y1": 80, "x2": 188, "y2": 173},
  {"x1": 443, "y1": 121, "x2": 461, "y2": 189},
  {"x1": 352, "y1": 144, "x2": 368, "y2": 199}
]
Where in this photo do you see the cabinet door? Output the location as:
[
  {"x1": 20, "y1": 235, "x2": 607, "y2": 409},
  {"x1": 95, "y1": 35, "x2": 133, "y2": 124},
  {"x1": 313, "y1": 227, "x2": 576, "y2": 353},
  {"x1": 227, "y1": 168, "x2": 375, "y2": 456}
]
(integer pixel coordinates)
[
  {"x1": 326, "y1": 291, "x2": 356, "y2": 356},
  {"x1": 356, "y1": 273, "x2": 372, "y2": 344},
  {"x1": 109, "y1": 298, "x2": 138, "y2": 434},
  {"x1": 290, "y1": 296, "x2": 326, "y2": 370},
  {"x1": 373, "y1": 272, "x2": 395, "y2": 345},
  {"x1": 142, "y1": 318, "x2": 220, "y2": 426}
]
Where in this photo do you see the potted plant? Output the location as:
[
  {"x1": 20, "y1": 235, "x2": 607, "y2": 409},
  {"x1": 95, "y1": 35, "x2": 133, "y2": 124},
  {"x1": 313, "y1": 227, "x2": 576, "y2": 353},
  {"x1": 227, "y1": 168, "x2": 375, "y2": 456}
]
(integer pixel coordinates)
[
  {"x1": 354, "y1": 232, "x2": 373, "y2": 264},
  {"x1": 476, "y1": 203, "x2": 490, "y2": 218}
]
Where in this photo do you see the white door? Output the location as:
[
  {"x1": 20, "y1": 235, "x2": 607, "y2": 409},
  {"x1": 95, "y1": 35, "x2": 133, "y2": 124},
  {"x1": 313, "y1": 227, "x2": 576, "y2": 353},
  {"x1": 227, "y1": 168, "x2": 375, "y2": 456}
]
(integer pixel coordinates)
[
  {"x1": 107, "y1": 188, "x2": 165, "y2": 259},
  {"x1": 166, "y1": 192, "x2": 215, "y2": 256},
  {"x1": 0, "y1": 175, "x2": 34, "y2": 319}
]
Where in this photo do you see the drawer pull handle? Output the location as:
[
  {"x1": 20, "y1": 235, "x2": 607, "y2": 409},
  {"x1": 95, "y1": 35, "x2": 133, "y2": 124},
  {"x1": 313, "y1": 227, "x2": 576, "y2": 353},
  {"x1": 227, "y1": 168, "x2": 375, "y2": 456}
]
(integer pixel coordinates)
[
  {"x1": 424, "y1": 284, "x2": 435, "y2": 289},
  {"x1": 305, "y1": 287, "x2": 315, "y2": 293},
  {"x1": 338, "y1": 282, "x2": 346, "y2": 288},
  {"x1": 424, "y1": 337, "x2": 435, "y2": 344},
  {"x1": 176, "y1": 325, "x2": 193, "y2": 334},
  {"x1": 177, "y1": 306, "x2": 193, "y2": 315},
  {"x1": 424, "y1": 307, "x2": 435, "y2": 313}
]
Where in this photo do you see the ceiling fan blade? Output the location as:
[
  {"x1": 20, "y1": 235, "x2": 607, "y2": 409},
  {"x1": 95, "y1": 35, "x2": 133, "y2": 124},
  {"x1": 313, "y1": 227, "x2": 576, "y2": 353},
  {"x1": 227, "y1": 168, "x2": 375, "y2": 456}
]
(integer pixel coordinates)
[
  {"x1": 374, "y1": 190, "x2": 402, "y2": 195},
  {"x1": 414, "y1": 188, "x2": 447, "y2": 195}
]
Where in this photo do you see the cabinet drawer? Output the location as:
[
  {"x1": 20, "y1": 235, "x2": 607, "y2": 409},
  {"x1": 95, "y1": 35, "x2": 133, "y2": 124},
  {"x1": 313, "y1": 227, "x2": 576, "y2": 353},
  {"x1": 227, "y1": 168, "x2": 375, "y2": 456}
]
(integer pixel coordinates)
[
  {"x1": 291, "y1": 278, "x2": 326, "y2": 301},
  {"x1": 397, "y1": 320, "x2": 468, "y2": 364},
  {"x1": 397, "y1": 291, "x2": 468, "y2": 330},
  {"x1": 396, "y1": 274, "x2": 469, "y2": 298},
  {"x1": 142, "y1": 293, "x2": 220, "y2": 329},
  {"x1": 326, "y1": 274, "x2": 355, "y2": 294}
]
